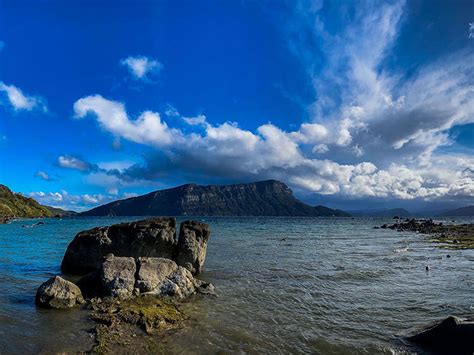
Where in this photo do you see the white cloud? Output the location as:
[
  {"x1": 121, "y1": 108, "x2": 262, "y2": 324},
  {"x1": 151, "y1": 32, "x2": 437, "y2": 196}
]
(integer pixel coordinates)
[
  {"x1": 34, "y1": 170, "x2": 55, "y2": 181},
  {"x1": 182, "y1": 114, "x2": 207, "y2": 126},
  {"x1": 57, "y1": 155, "x2": 96, "y2": 172},
  {"x1": 74, "y1": 95, "x2": 181, "y2": 147},
  {"x1": 28, "y1": 190, "x2": 134, "y2": 211},
  {"x1": 312, "y1": 144, "x2": 328, "y2": 154},
  {"x1": 469, "y1": 22, "x2": 474, "y2": 39},
  {"x1": 120, "y1": 56, "x2": 162, "y2": 80},
  {"x1": 0, "y1": 82, "x2": 47, "y2": 112}
]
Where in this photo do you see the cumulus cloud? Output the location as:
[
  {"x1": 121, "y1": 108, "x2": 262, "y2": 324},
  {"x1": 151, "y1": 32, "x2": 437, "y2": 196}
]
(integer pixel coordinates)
[
  {"x1": 0, "y1": 81, "x2": 47, "y2": 112},
  {"x1": 57, "y1": 155, "x2": 98, "y2": 173},
  {"x1": 74, "y1": 95, "x2": 181, "y2": 147},
  {"x1": 120, "y1": 55, "x2": 162, "y2": 80}
]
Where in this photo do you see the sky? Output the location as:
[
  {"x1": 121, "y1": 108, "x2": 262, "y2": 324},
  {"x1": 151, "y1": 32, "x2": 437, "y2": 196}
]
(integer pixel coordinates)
[{"x1": 0, "y1": 0, "x2": 473, "y2": 212}]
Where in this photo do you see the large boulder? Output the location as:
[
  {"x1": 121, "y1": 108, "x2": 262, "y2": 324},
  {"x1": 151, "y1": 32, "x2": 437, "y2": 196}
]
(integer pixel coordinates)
[
  {"x1": 158, "y1": 266, "x2": 200, "y2": 299},
  {"x1": 61, "y1": 218, "x2": 177, "y2": 275},
  {"x1": 136, "y1": 257, "x2": 215, "y2": 299},
  {"x1": 100, "y1": 255, "x2": 137, "y2": 299},
  {"x1": 175, "y1": 220, "x2": 211, "y2": 275},
  {"x1": 35, "y1": 276, "x2": 84, "y2": 309},
  {"x1": 135, "y1": 257, "x2": 177, "y2": 293},
  {"x1": 407, "y1": 316, "x2": 474, "y2": 354}
]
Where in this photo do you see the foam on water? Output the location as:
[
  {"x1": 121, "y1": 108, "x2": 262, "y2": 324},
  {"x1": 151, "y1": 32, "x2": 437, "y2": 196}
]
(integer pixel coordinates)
[{"x1": 0, "y1": 216, "x2": 473, "y2": 354}]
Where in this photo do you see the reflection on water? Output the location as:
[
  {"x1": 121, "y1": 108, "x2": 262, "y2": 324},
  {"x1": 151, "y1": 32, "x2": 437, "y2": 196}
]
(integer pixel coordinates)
[{"x1": 0, "y1": 216, "x2": 473, "y2": 354}]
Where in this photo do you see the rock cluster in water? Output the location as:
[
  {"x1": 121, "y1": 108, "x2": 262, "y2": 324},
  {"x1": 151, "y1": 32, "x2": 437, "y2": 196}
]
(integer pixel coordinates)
[
  {"x1": 377, "y1": 218, "x2": 474, "y2": 249},
  {"x1": 36, "y1": 218, "x2": 213, "y2": 309},
  {"x1": 379, "y1": 218, "x2": 442, "y2": 232}
]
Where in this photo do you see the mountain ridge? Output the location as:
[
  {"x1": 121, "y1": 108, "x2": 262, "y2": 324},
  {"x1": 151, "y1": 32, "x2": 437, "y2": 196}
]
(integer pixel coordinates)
[
  {"x1": 0, "y1": 184, "x2": 53, "y2": 221},
  {"x1": 0, "y1": 184, "x2": 74, "y2": 222},
  {"x1": 81, "y1": 180, "x2": 350, "y2": 217}
]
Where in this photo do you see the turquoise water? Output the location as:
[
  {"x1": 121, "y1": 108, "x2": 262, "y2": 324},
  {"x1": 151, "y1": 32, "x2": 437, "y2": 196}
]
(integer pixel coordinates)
[{"x1": 1, "y1": 216, "x2": 473, "y2": 354}]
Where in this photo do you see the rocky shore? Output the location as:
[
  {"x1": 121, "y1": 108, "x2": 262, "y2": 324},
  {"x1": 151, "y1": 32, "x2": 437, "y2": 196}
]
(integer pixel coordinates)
[
  {"x1": 35, "y1": 217, "x2": 215, "y2": 353},
  {"x1": 378, "y1": 218, "x2": 474, "y2": 249}
]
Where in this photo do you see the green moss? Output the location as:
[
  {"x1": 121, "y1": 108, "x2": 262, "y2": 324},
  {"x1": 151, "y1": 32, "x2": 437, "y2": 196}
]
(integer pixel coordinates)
[
  {"x1": 122, "y1": 296, "x2": 185, "y2": 323},
  {"x1": 90, "y1": 295, "x2": 188, "y2": 354}
]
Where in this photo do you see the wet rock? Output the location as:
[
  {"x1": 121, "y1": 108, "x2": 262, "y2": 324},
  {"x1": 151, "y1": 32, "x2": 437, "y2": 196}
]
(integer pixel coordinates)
[
  {"x1": 137, "y1": 257, "x2": 213, "y2": 299},
  {"x1": 61, "y1": 218, "x2": 177, "y2": 275},
  {"x1": 194, "y1": 278, "x2": 217, "y2": 297},
  {"x1": 158, "y1": 266, "x2": 197, "y2": 299},
  {"x1": 407, "y1": 316, "x2": 474, "y2": 354},
  {"x1": 175, "y1": 220, "x2": 210, "y2": 275},
  {"x1": 135, "y1": 257, "x2": 177, "y2": 293},
  {"x1": 35, "y1": 275, "x2": 84, "y2": 309},
  {"x1": 100, "y1": 256, "x2": 137, "y2": 299}
]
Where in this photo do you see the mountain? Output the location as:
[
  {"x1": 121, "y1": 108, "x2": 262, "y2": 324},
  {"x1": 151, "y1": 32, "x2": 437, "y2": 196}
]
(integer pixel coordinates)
[
  {"x1": 81, "y1": 180, "x2": 350, "y2": 217},
  {"x1": 0, "y1": 184, "x2": 54, "y2": 220},
  {"x1": 349, "y1": 208, "x2": 411, "y2": 217},
  {"x1": 438, "y1": 206, "x2": 474, "y2": 217}
]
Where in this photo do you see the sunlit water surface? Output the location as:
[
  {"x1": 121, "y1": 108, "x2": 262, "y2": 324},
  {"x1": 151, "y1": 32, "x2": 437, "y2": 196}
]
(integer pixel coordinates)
[{"x1": 0, "y1": 216, "x2": 473, "y2": 354}]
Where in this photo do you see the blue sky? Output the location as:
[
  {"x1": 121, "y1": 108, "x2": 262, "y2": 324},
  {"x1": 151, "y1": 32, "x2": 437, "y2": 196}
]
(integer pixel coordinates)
[{"x1": 0, "y1": 0, "x2": 473, "y2": 211}]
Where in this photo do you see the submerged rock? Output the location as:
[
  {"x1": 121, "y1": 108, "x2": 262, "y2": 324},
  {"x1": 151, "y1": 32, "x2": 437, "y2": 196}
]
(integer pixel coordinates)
[
  {"x1": 90, "y1": 295, "x2": 188, "y2": 353},
  {"x1": 61, "y1": 217, "x2": 177, "y2": 275},
  {"x1": 407, "y1": 316, "x2": 474, "y2": 354},
  {"x1": 35, "y1": 276, "x2": 84, "y2": 309},
  {"x1": 100, "y1": 255, "x2": 137, "y2": 299},
  {"x1": 176, "y1": 220, "x2": 211, "y2": 274}
]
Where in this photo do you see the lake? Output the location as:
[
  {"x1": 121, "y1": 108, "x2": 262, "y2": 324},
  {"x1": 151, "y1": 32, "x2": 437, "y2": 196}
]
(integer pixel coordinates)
[{"x1": 1, "y1": 216, "x2": 473, "y2": 354}]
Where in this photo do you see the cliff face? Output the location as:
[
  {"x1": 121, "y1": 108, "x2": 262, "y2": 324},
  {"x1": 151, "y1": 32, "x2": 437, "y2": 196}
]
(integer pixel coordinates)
[
  {"x1": 0, "y1": 184, "x2": 54, "y2": 219},
  {"x1": 81, "y1": 180, "x2": 350, "y2": 217}
]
